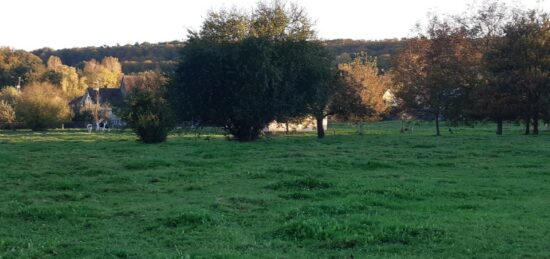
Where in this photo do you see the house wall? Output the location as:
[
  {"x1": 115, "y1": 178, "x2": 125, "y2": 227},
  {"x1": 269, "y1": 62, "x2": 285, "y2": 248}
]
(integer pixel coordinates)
[{"x1": 265, "y1": 117, "x2": 328, "y2": 132}]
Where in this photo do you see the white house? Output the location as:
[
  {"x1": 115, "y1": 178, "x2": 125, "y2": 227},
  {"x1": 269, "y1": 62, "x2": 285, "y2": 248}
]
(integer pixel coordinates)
[{"x1": 265, "y1": 116, "x2": 328, "y2": 133}]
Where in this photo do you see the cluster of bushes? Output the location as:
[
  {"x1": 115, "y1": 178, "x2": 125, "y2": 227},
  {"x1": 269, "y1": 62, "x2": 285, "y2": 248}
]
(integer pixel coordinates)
[{"x1": 0, "y1": 84, "x2": 71, "y2": 131}]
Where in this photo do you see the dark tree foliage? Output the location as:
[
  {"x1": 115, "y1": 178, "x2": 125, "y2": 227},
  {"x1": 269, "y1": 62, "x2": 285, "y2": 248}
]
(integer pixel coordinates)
[
  {"x1": 40, "y1": 70, "x2": 63, "y2": 86},
  {"x1": 425, "y1": 22, "x2": 478, "y2": 130},
  {"x1": 487, "y1": 11, "x2": 549, "y2": 135},
  {"x1": 170, "y1": 37, "x2": 280, "y2": 141},
  {"x1": 170, "y1": 36, "x2": 332, "y2": 141},
  {"x1": 120, "y1": 87, "x2": 175, "y2": 144},
  {"x1": 465, "y1": 0, "x2": 515, "y2": 135},
  {"x1": 275, "y1": 40, "x2": 332, "y2": 138},
  {"x1": 171, "y1": 1, "x2": 333, "y2": 140}
]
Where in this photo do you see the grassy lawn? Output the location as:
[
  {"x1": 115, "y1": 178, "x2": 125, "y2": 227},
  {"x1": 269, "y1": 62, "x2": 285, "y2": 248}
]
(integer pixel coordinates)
[{"x1": 0, "y1": 121, "x2": 549, "y2": 258}]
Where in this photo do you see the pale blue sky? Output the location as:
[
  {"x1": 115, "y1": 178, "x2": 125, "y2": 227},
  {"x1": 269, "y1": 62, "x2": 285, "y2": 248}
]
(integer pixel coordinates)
[{"x1": 0, "y1": 0, "x2": 547, "y2": 50}]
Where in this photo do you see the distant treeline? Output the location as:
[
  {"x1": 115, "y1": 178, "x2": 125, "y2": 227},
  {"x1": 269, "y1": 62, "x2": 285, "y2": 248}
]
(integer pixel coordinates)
[
  {"x1": 325, "y1": 39, "x2": 404, "y2": 70},
  {"x1": 32, "y1": 39, "x2": 403, "y2": 73},
  {"x1": 32, "y1": 41, "x2": 184, "y2": 74}
]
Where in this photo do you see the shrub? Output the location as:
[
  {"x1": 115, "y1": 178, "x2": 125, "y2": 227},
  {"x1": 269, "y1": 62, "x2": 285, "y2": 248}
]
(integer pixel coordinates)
[
  {"x1": 15, "y1": 83, "x2": 71, "y2": 131},
  {"x1": 0, "y1": 86, "x2": 20, "y2": 105},
  {"x1": 0, "y1": 100, "x2": 16, "y2": 129},
  {"x1": 120, "y1": 87, "x2": 174, "y2": 144}
]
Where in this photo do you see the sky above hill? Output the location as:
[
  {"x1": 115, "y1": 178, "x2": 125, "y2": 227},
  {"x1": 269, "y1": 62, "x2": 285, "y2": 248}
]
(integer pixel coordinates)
[{"x1": 0, "y1": 0, "x2": 547, "y2": 51}]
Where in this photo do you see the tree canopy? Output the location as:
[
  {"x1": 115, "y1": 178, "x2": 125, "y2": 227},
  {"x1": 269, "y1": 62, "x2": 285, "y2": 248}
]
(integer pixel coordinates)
[
  {"x1": 170, "y1": 0, "x2": 333, "y2": 140},
  {"x1": 197, "y1": 0, "x2": 316, "y2": 42},
  {"x1": 82, "y1": 57, "x2": 123, "y2": 88},
  {"x1": 0, "y1": 48, "x2": 45, "y2": 88}
]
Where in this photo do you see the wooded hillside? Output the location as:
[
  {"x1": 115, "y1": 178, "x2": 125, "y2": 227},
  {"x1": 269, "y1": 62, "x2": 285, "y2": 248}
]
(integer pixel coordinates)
[{"x1": 32, "y1": 39, "x2": 403, "y2": 73}]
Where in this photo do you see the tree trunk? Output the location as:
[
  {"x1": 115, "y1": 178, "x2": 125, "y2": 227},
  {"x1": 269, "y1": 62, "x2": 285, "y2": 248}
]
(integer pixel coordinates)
[
  {"x1": 524, "y1": 119, "x2": 530, "y2": 135},
  {"x1": 435, "y1": 113, "x2": 441, "y2": 136},
  {"x1": 316, "y1": 116, "x2": 325, "y2": 139},
  {"x1": 496, "y1": 119, "x2": 503, "y2": 135},
  {"x1": 533, "y1": 114, "x2": 539, "y2": 135},
  {"x1": 285, "y1": 122, "x2": 289, "y2": 134},
  {"x1": 358, "y1": 123, "x2": 364, "y2": 135}
]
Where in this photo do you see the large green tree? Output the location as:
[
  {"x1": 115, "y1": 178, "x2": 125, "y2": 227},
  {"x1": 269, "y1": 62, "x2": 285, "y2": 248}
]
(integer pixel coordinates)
[
  {"x1": 274, "y1": 40, "x2": 332, "y2": 138},
  {"x1": 170, "y1": 37, "x2": 280, "y2": 141},
  {"x1": 172, "y1": 1, "x2": 332, "y2": 140}
]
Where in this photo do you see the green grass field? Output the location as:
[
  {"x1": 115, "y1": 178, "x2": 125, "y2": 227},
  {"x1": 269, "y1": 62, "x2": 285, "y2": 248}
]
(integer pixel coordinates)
[{"x1": 0, "y1": 122, "x2": 549, "y2": 258}]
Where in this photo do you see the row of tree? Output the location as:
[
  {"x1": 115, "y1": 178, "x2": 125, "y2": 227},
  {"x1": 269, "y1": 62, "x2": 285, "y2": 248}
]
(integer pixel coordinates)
[
  {"x1": 132, "y1": 0, "x2": 549, "y2": 143},
  {"x1": 32, "y1": 41, "x2": 184, "y2": 73},
  {"x1": 31, "y1": 39, "x2": 402, "y2": 74},
  {"x1": 0, "y1": 49, "x2": 129, "y2": 131},
  {"x1": 2, "y1": 0, "x2": 548, "y2": 144},
  {"x1": 393, "y1": 2, "x2": 549, "y2": 135},
  {"x1": 1, "y1": 48, "x2": 125, "y2": 97}
]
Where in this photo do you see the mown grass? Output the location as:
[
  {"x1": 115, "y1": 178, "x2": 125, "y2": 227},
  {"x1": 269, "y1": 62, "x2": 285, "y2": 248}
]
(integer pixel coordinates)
[{"x1": 0, "y1": 121, "x2": 549, "y2": 258}]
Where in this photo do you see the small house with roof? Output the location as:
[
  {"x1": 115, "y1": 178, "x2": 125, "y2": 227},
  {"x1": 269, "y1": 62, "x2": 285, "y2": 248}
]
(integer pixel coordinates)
[{"x1": 71, "y1": 87, "x2": 124, "y2": 127}]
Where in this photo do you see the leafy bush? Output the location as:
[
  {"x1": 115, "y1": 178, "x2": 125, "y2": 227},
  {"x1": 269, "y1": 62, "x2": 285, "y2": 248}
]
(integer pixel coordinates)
[
  {"x1": 0, "y1": 100, "x2": 16, "y2": 129},
  {"x1": 15, "y1": 83, "x2": 71, "y2": 131},
  {"x1": 120, "y1": 87, "x2": 174, "y2": 143},
  {"x1": 0, "y1": 86, "x2": 20, "y2": 105}
]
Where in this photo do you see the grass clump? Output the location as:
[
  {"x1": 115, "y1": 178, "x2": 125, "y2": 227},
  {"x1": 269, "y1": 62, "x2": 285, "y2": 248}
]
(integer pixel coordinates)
[
  {"x1": 124, "y1": 159, "x2": 172, "y2": 170},
  {"x1": 274, "y1": 218, "x2": 343, "y2": 241},
  {"x1": 161, "y1": 211, "x2": 220, "y2": 228},
  {"x1": 266, "y1": 177, "x2": 332, "y2": 191}
]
